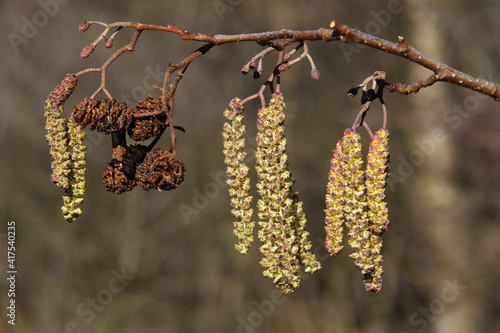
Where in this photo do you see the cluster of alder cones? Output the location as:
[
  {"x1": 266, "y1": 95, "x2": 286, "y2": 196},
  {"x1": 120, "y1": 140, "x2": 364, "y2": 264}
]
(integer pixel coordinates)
[
  {"x1": 44, "y1": 74, "x2": 185, "y2": 222},
  {"x1": 222, "y1": 91, "x2": 390, "y2": 293},
  {"x1": 71, "y1": 95, "x2": 185, "y2": 194}
]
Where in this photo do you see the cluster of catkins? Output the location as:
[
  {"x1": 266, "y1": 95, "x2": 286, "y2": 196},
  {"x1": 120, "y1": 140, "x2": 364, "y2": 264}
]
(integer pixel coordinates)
[
  {"x1": 44, "y1": 74, "x2": 86, "y2": 222},
  {"x1": 222, "y1": 93, "x2": 321, "y2": 294},
  {"x1": 324, "y1": 127, "x2": 390, "y2": 292},
  {"x1": 44, "y1": 74, "x2": 185, "y2": 222}
]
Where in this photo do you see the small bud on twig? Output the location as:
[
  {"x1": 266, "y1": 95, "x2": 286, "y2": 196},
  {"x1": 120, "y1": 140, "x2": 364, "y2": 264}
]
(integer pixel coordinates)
[
  {"x1": 311, "y1": 68, "x2": 320, "y2": 81},
  {"x1": 80, "y1": 44, "x2": 94, "y2": 59},
  {"x1": 104, "y1": 38, "x2": 114, "y2": 48},
  {"x1": 277, "y1": 61, "x2": 291, "y2": 73},
  {"x1": 78, "y1": 21, "x2": 90, "y2": 32}
]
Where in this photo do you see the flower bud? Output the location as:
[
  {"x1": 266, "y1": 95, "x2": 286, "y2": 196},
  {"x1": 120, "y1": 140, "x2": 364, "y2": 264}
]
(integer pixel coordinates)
[
  {"x1": 78, "y1": 21, "x2": 90, "y2": 32},
  {"x1": 311, "y1": 68, "x2": 320, "y2": 81},
  {"x1": 80, "y1": 44, "x2": 94, "y2": 59}
]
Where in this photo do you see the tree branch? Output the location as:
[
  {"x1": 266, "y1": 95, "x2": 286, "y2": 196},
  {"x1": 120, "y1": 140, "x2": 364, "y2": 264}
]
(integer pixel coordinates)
[
  {"x1": 330, "y1": 22, "x2": 500, "y2": 100},
  {"x1": 78, "y1": 20, "x2": 500, "y2": 101}
]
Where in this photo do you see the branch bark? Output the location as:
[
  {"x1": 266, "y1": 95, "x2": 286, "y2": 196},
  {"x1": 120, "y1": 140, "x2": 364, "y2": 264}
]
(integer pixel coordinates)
[{"x1": 80, "y1": 20, "x2": 500, "y2": 101}]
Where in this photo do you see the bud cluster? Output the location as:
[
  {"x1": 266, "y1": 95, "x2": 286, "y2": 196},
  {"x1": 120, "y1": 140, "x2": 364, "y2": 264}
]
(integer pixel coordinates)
[
  {"x1": 222, "y1": 98, "x2": 255, "y2": 255},
  {"x1": 324, "y1": 128, "x2": 390, "y2": 292},
  {"x1": 255, "y1": 92, "x2": 320, "y2": 294}
]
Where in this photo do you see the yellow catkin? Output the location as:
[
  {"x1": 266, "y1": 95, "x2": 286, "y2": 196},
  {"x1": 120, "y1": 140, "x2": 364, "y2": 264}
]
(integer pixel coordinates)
[
  {"x1": 61, "y1": 120, "x2": 86, "y2": 222},
  {"x1": 324, "y1": 139, "x2": 345, "y2": 256},
  {"x1": 222, "y1": 98, "x2": 255, "y2": 254},
  {"x1": 44, "y1": 74, "x2": 87, "y2": 222},
  {"x1": 255, "y1": 92, "x2": 320, "y2": 294},
  {"x1": 363, "y1": 128, "x2": 390, "y2": 292},
  {"x1": 337, "y1": 129, "x2": 376, "y2": 283},
  {"x1": 44, "y1": 74, "x2": 78, "y2": 189}
]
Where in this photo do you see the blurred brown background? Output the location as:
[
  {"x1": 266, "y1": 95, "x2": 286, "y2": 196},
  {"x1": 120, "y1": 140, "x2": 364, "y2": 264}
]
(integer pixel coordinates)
[{"x1": 1, "y1": 1, "x2": 500, "y2": 332}]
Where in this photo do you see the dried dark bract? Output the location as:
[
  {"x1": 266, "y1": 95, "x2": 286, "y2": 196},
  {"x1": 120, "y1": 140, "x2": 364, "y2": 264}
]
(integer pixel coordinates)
[
  {"x1": 347, "y1": 87, "x2": 360, "y2": 97},
  {"x1": 128, "y1": 95, "x2": 167, "y2": 141},
  {"x1": 72, "y1": 97, "x2": 133, "y2": 134},
  {"x1": 136, "y1": 148, "x2": 186, "y2": 191},
  {"x1": 366, "y1": 89, "x2": 376, "y2": 100}
]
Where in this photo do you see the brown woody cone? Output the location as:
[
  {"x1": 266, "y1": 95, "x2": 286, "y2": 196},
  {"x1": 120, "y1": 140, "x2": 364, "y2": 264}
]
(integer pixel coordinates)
[{"x1": 136, "y1": 147, "x2": 186, "y2": 191}]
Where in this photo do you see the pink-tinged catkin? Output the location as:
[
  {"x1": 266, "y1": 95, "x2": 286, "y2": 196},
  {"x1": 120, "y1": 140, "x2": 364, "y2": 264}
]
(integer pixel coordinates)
[
  {"x1": 222, "y1": 98, "x2": 255, "y2": 255},
  {"x1": 324, "y1": 140, "x2": 345, "y2": 256},
  {"x1": 362, "y1": 128, "x2": 390, "y2": 292},
  {"x1": 336, "y1": 130, "x2": 372, "y2": 274},
  {"x1": 328, "y1": 127, "x2": 390, "y2": 293}
]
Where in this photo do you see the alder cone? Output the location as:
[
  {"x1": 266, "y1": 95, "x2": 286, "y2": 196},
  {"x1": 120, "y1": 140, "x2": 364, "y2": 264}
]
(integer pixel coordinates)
[
  {"x1": 136, "y1": 148, "x2": 186, "y2": 191},
  {"x1": 102, "y1": 161, "x2": 137, "y2": 194},
  {"x1": 102, "y1": 145, "x2": 149, "y2": 194},
  {"x1": 72, "y1": 97, "x2": 132, "y2": 134},
  {"x1": 128, "y1": 95, "x2": 167, "y2": 141}
]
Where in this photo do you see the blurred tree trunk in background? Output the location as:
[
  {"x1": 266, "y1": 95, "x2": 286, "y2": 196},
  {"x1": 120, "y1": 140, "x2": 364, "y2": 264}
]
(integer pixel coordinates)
[{"x1": 405, "y1": 2, "x2": 471, "y2": 332}]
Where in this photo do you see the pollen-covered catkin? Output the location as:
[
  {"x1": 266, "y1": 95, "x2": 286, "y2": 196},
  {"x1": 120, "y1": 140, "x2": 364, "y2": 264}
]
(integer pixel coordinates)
[
  {"x1": 324, "y1": 139, "x2": 345, "y2": 256},
  {"x1": 255, "y1": 92, "x2": 320, "y2": 294},
  {"x1": 61, "y1": 119, "x2": 86, "y2": 222},
  {"x1": 363, "y1": 128, "x2": 390, "y2": 292},
  {"x1": 44, "y1": 74, "x2": 78, "y2": 189},
  {"x1": 337, "y1": 129, "x2": 375, "y2": 280},
  {"x1": 222, "y1": 98, "x2": 255, "y2": 255},
  {"x1": 45, "y1": 74, "x2": 88, "y2": 222}
]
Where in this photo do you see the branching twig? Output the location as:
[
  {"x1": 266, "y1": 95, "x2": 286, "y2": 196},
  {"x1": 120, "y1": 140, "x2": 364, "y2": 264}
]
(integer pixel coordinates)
[{"x1": 76, "y1": 19, "x2": 500, "y2": 104}]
